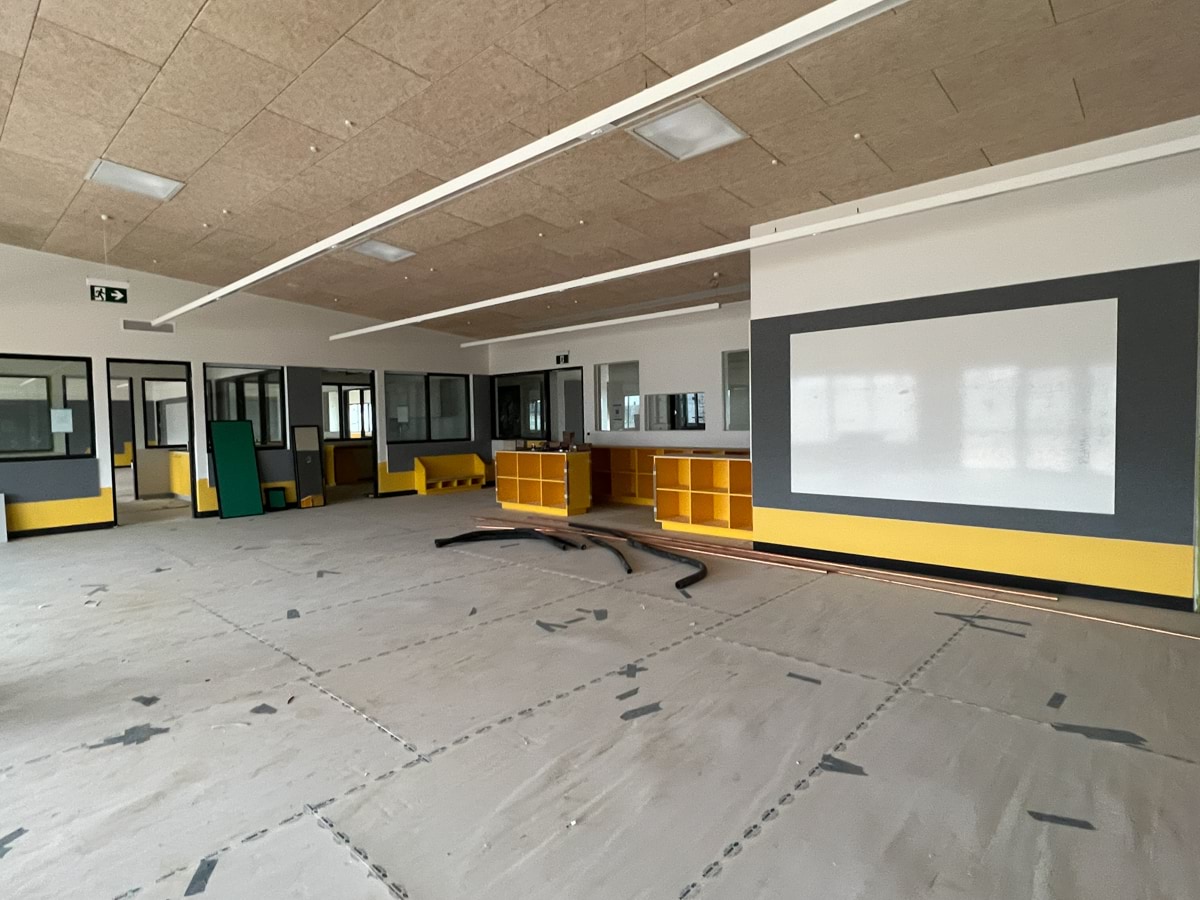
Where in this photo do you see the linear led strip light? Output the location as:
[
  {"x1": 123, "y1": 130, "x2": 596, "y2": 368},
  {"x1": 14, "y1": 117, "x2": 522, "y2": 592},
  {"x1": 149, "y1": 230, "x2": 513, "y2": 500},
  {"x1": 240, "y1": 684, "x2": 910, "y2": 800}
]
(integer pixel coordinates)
[
  {"x1": 150, "y1": 0, "x2": 910, "y2": 327},
  {"x1": 459, "y1": 302, "x2": 723, "y2": 347},
  {"x1": 330, "y1": 120, "x2": 1200, "y2": 341}
]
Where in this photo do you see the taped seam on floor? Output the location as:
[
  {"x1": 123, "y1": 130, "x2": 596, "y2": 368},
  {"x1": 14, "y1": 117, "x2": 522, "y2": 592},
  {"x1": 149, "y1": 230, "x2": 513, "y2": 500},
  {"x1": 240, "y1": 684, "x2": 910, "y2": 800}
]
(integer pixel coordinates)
[
  {"x1": 307, "y1": 805, "x2": 410, "y2": 899},
  {"x1": 678, "y1": 600, "x2": 991, "y2": 895}
]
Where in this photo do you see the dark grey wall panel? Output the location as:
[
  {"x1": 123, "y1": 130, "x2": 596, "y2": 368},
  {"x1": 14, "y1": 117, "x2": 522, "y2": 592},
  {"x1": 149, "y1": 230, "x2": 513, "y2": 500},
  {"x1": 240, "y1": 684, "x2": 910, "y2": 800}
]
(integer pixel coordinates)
[
  {"x1": 751, "y1": 261, "x2": 1199, "y2": 545},
  {"x1": 286, "y1": 366, "x2": 323, "y2": 429},
  {"x1": 111, "y1": 399, "x2": 133, "y2": 449},
  {"x1": 0, "y1": 458, "x2": 102, "y2": 503},
  {"x1": 386, "y1": 374, "x2": 492, "y2": 472},
  {"x1": 256, "y1": 448, "x2": 295, "y2": 483}
]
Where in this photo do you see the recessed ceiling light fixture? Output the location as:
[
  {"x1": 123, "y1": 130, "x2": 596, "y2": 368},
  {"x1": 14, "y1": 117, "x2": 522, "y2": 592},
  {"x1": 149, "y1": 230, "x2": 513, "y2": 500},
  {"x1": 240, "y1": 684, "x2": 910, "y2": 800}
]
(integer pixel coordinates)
[
  {"x1": 630, "y1": 99, "x2": 746, "y2": 161},
  {"x1": 349, "y1": 238, "x2": 414, "y2": 262},
  {"x1": 86, "y1": 159, "x2": 183, "y2": 201}
]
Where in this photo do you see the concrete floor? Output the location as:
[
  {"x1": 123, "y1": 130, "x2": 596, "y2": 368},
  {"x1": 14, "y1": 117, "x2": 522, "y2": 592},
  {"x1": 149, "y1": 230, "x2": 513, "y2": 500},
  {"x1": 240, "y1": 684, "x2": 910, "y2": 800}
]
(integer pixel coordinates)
[
  {"x1": 113, "y1": 467, "x2": 191, "y2": 526},
  {"x1": 2, "y1": 491, "x2": 1198, "y2": 899}
]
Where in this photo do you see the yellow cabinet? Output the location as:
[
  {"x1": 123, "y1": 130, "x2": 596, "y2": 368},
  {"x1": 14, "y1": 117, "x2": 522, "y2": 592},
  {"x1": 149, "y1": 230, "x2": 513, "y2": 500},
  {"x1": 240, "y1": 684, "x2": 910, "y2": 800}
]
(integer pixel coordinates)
[{"x1": 495, "y1": 451, "x2": 591, "y2": 516}]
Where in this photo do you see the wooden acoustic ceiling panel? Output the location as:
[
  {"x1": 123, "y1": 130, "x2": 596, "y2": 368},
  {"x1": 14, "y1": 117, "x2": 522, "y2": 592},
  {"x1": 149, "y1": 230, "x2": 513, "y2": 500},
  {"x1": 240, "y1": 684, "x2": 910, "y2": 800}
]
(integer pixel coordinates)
[{"x1": 0, "y1": 0, "x2": 1195, "y2": 339}]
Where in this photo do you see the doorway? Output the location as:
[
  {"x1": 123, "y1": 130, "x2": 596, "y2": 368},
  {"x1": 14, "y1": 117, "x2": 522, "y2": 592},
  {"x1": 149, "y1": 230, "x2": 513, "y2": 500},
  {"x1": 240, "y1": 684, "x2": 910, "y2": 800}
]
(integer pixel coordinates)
[
  {"x1": 107, "y1": 359, "x2": 195, "y2": 526},
  {"x1": 320, "y1": 368, "x2": 377, "y2": 503}
]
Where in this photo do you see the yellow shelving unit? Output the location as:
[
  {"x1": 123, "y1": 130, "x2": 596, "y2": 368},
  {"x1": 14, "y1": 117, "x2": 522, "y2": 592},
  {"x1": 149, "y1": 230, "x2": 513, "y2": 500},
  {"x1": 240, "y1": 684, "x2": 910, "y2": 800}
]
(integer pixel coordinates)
[
  {"x1": 495, "y1": 451, "x2": 591, "y2": 517},
  {"x1": 654, "y1": 455, "x2": 753, "y2": 538},
  {"x1": 414, "y1": 454, "x2": 487, "y2": 494}
]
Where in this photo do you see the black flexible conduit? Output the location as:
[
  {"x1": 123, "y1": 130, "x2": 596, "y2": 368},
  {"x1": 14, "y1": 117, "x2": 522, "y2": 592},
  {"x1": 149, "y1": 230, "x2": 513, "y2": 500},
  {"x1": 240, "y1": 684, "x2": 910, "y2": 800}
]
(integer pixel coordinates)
[
  {"x1": 434, "y1": 528, "x2": 577, "y2": 552},
  {"x1": 584, "y1": 535, "x2": 633, "y2": 574},
  {"x1": 567, "y1": 521, "x2": 707, "y2": 593}
]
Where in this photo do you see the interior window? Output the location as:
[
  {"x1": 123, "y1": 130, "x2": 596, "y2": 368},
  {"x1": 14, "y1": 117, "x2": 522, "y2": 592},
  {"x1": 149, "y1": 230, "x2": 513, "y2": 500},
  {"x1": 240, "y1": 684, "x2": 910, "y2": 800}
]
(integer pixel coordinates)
[
  {"x1": 723, "y1": 349, "x2": 750, "y2": 430},
  {"x1": 204, "y1": 365, "x2": 285, "y2": 448},
  {"x1": 0, "y1": 355, "x2": 93, "y2": 460},
  {"x1": 594, "y1": 361, "x2": 640, "y2": 431}
]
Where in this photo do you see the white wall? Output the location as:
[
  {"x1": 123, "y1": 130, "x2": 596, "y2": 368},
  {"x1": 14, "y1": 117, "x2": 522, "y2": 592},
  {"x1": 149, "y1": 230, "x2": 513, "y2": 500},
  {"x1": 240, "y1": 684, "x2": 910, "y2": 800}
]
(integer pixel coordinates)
[
  {"x1": 486, "y1": 302, "x2": 751, "y2": 449},
  {"x1": 0, "y1": 244, "x2": 488, "y2": 489},
  {"x1": 751, "y1": 140, "x2": 1200, "y2": 319}
]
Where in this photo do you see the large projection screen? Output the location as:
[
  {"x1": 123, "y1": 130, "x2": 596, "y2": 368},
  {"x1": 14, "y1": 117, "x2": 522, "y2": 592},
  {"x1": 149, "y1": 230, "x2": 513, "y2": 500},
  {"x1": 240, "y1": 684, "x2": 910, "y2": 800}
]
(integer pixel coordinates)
[{"x1": 789, "y1": 299, "x2": 1118, "y2": 514}]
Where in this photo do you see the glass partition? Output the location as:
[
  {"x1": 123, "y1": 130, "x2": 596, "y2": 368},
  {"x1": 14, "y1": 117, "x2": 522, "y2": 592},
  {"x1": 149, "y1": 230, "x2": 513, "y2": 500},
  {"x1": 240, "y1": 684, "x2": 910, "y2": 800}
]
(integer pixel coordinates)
[{"x1": 0, "y1": 354, "x2": 93, "y2": 460}]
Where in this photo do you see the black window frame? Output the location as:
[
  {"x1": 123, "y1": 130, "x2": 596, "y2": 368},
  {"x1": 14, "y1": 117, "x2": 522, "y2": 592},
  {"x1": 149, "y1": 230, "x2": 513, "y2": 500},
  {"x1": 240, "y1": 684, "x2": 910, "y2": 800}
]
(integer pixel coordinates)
[
  {"x1": 202, "y1": 363, "x2": 286, "y2": 449},
  {"x1": 491, "y1": 368, "x2": 550, "y2": 441},
  {"x1": 322, "y1": 382, "x2": 375, "y2": 442},
  {"x1": 0, "y1": 353, "x2": 96, "y2": 462},
  {"x1": 385, "y1": 372, "x2": 472, "y2": 445},
  {"x1": 141, "y1": 377, "x2": 191, "y2": 450}
]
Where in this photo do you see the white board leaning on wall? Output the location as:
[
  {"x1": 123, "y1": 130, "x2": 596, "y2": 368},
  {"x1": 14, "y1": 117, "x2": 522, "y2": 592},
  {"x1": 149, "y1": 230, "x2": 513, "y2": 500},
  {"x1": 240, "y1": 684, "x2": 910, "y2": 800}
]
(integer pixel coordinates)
[{"x1": 789, "y1": 298, "x2": 1118, "y2": 515}]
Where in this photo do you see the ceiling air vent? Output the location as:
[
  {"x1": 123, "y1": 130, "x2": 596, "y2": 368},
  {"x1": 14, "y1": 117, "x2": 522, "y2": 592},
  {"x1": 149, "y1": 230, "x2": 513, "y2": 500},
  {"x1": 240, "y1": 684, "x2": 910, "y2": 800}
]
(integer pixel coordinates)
[{"x1": 122, "y1": 319, "x2": 176, "y2": 334}]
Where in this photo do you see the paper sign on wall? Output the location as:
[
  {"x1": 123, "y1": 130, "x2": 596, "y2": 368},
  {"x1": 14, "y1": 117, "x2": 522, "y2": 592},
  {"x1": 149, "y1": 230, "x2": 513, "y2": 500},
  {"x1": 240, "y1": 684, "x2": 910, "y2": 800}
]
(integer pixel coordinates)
[{"x1": 51, "y1": 408, "x2": 74, "y2": 433}]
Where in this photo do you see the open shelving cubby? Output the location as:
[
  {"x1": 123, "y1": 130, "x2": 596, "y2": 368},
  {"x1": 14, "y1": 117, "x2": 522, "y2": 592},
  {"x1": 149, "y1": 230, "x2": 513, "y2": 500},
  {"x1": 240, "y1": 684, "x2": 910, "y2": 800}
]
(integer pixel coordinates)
[{"x1": 653, "y1": 454, "x2": 753, "y2": 537}]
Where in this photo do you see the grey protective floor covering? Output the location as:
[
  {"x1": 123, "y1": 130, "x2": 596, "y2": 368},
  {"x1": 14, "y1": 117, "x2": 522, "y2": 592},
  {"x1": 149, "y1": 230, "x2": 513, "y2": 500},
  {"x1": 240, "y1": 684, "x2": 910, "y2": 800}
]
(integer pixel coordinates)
[{"x1": 1, "y1": 491, "x2": 1198, "y2": 899}]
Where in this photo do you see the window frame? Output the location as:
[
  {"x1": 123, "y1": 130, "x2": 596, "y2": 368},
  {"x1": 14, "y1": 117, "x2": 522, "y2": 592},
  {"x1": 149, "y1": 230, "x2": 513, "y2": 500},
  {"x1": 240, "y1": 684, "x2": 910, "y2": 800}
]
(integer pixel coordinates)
[
  {"x1": 490, "y1": 368, "x2": 551, "y2": 441},
  {"x1": 141, "y1": 377, "x2": 191, "y2": 450},
  {"x1": 202, "y1": 363, "x2": 287, "y2": 449},
  {"x1": 722, "y1": 348, "x2": 750, "y2": 431},
  {"x1": 322, "y1": 383, "x2": 375, "y2": 442},
  {"x1": 0, "y1": 353, "x2": 95, "y2": 463},
  {"x1": 385, "y1": 372, "x2": 473, "y2": 445}
]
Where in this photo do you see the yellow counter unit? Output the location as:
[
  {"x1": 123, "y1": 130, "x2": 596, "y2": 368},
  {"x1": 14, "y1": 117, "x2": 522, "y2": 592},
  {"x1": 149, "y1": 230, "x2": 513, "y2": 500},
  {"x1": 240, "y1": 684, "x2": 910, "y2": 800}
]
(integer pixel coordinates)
[
  {"x1": 414, "y1": 454, "x2": 487, "y2": 495},
  {"x1": 654, "y1": 454, "x2": 753, "y2": 538},
  {"x1": 495, "y1": 450, "x2": 591, "y2": 516}
]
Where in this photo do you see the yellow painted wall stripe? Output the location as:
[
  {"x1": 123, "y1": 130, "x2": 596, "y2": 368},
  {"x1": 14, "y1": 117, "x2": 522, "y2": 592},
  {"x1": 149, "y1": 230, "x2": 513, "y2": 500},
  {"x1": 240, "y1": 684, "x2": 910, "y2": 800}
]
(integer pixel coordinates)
[
  {"x1": 754, "y1": 506, "x2": 1193, "y2": 599},
  {"x1": 5, "y1": 489, "x2": 114, "y2": 533},
  {"x1": 169, "y1": 451, "x2": 192, "y2": 498},
  {"x1": 196, "y1": 478, "x2": 218, "y2": 513},
  {"x1": 113, "y1": 442, "x2": 133, "y2": 468}
]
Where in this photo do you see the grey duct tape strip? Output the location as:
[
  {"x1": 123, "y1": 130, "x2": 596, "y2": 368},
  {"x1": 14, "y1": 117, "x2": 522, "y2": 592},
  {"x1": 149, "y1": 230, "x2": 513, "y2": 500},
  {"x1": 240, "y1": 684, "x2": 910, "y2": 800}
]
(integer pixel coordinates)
[
  {"x1": 184, "y1": 857, "x2": 218, "y2": 896},
  {"x1": 616, "y1": 687, "x2": 639, "y2": 700},
  {"x1": 620, "y1": 702, "x2": 662, "y2": 721},
  {"x1": 787, "y1": 672, "x2": 821, "y2": 685},
  {"x1": 1028, "y1": 811, "x2": 1096, "y2": 830},
  {"x1": 1047, "y1": 692, "x2": 1067, "y2": 709}
]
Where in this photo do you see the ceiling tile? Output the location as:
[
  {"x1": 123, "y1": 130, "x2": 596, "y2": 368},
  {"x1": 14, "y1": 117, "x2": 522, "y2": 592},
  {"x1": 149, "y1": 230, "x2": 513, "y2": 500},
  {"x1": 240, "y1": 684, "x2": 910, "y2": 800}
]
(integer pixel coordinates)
[
  {"x1": 314, "y1": 117, "x2": 452, "y2": 190},
  {"x1": 499, "y1": 0, "x2": 645, "y2": 89},
  {"x1": 869, "y1": 80, "x2": 1082, "y2": 171},
  {"x1": 703, "y1": 59, "x2": 825, "y2": 133},
  {"x1": 268, "y1": 166, "x2": 370, "y2": 216},
  {"x1": 933, "y1": 0, "x2": 1198, "y2": 113},
  {"x1": 36, "y1": 0, "x2": 205, "y2": 65},
  {"x1": 374, "y1": 211, "x2": 482, "y2": 251},
  {"x1": 790, "y1": 0, "x2": 1053, "y2": 106},
  {"x1": 142, "y1": 28, "x2": 294, "y2": 134},
  {"x1": 513, "y1": 54, "x2": 664, "y2": 137},
  {"x1": 192, "y1": 228, "x2": 276, "y2": 260},
  {"x1": 0, "y1": 147, "x2": 79, "y2": 238},
  {"x1": 624, "y1": 137, "x2": 779, "y2": 201},
  {"x1": 0, "y1": 0, "x2": 38, "y2": 58},
  {"x1": 42, "y1": 218, "x2": 112, "y2": 262},
  {"x1": 540, "y1": 217, "x2": 647, "y2": 258},
  {"x1": 223, "y1": 201, "x2": 310, "y2": 243},
  {"x1": 104, "y1": 104, "x2": 228, "y2": 180},
  {"x1": 823, "y1": 147, "x2": 990, "y2": 205},
  {"x1": 0, "y1": 93, "x2": 116, "y2": 169},
  {"x1": 725, "y1": 142, "x2": 891, "y2": 207},
  {"x1": 57, "y1": 180, "x2": 161, "y2": 240},
  {"x1": 0, "y1": 218, "x2": 52, "y2": 248},
  {"x1": 350, "y1": 0, "x2": 546, "y2": 80},
  {"x1": 1072, "y1": 44, "x2": 1200, "y2": 133},
  {"x1": 664, "y1": 187, "x2": 760, "y2": 240},
  {"x1": 558, "y1": 177, "x2": 659, "y2": 222},
  {"x1": 442, "y1": 174, "x2": 581, "y2": 228},
  {"x1": 1049, "y1": 0, "x2": 1125, "y2": 22},
  {"x1": 269, "y1": 37, "x2": 429, "y2": 139},
  {"x1": 645, "y1": 0, "x2": 818, "y2": 74},
  {"x1": 755, "y1": 72, "x2": 958, "y2": 167},
  {"x1": 140, "y1": 161, "x2": 287, "y2": 233},
  {"x1": 208, "y1": 110, "x2": 339, "y2": 180},
  {"x1": 645, "y1": 0, "x2": 731, "y2": 47},
  {"x1": 346, "y1": 169, "x2": 443, "y2": 220},
  {"x1": 460, "y1": 214, "x2": 562, "y2": 252},
  {"x1": 109, "y1": 223, "x2": 202, "y2": 266},
  {"x1": 193, "y1": 0, "x2": 381, "y2": 73},
  {"x1": 524, "y1": 130, "x2": 667, "y2": 194},
  {"x1": 19, "y1": 19, "x2": 158, "y2": 128},
  {"x1": 391, "y1": 46, "x2": 559, "y2": 147},
  {"x1": 421, "y1": 122, "x2": 536, "y2": 181},
  {"x1": 0, "y1": 48, "x2": 19, "y2": 107}
]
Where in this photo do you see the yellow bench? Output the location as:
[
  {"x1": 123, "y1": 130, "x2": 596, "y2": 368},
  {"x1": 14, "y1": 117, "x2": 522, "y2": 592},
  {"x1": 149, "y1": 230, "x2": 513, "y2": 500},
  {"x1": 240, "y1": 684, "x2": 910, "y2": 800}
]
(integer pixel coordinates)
[{"x1": 414, "y1": 454, "x2": 487, "y2": 495}]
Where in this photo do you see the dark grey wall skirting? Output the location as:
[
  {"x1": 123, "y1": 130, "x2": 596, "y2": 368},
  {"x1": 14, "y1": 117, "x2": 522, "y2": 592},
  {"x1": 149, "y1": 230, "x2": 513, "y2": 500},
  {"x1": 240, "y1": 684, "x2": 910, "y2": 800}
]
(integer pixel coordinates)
[
  {"x1": 750, "y1": 261, "x2": 1200, "y2": 545},
  {"x1": 0, "y1": 458, "x2": 102, "y2": 503}
]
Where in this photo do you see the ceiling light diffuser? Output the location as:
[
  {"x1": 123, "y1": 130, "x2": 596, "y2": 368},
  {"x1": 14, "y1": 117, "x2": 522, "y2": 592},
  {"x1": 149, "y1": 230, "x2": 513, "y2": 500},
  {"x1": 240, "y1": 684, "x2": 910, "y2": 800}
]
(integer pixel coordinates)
[
  {"x1": 630, "y1": 99, "x2": 746, "y2": 161},
  {"x1": 349, "y1": 239, "x2": 415, "y2": 263},
  {"x1": 86, "y1": 159, "x2": 184, "y2": 201}
]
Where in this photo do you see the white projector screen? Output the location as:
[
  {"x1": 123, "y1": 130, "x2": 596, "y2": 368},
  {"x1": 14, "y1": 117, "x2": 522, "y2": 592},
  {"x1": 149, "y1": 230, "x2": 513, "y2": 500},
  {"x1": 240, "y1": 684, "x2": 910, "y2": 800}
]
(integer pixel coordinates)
[{"x1": 789, "y1": 299, "x2": 1118, "y2": 513}]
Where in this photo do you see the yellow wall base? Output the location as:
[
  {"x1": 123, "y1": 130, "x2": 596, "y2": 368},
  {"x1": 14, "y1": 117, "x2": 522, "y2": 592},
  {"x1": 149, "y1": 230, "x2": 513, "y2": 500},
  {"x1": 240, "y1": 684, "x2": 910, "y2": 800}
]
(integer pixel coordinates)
[
  {"x1": 661, "y1": 519, "x2": 753, "y2": 540},
  {"x1": 499, "y1": 501, "x2": 587, "y2": 517},
  {"x1": 113, "y1": 441, "x2": 133, "y2": 468},
  {"x1": 196, "y1": 478, "x2": 218, "y2": 513},
  {"x1": 378, "y1": 463, "x2": 415, "y2": 494},
  {"x1": 169, "y1": 451, "x2": 192, "y2": 499},
  {"x1": 753, "y1": 506, "x2": 1193, "y2": 599},
  {"x1": 5, "y1": 489, "x2": 114, "y2": 533},
  {"x1": 606, "y1": 496, "x2": 655, "y2": 507}
]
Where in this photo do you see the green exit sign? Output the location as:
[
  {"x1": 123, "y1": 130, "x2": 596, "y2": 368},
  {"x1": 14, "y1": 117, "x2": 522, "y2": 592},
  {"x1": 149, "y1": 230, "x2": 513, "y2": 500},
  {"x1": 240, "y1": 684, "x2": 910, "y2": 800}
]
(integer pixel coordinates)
[{"x1": 87, "y1": 278, "x2": 129, "y2": 304}]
